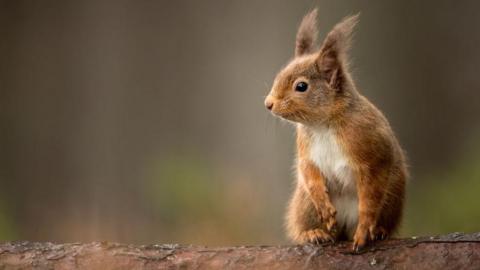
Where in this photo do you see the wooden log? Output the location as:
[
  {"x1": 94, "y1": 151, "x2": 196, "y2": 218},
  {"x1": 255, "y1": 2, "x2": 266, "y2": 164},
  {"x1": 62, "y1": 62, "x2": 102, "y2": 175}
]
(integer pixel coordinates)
[{"x1": 1, "y1": 232, "x2": 479, "y2": 269}]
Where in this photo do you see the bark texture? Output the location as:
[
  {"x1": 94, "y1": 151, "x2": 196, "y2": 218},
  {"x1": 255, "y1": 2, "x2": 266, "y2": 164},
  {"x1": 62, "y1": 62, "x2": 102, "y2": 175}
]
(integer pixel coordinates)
[{"x1": 1, "y1": 232, "x2": 480, "y2": 270}]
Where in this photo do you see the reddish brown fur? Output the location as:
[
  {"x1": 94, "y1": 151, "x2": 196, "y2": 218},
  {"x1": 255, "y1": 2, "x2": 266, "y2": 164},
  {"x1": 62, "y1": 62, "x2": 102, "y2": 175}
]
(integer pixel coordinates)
[{"x1": 265, "y1": 10, "x2": 407, "y2": 251}]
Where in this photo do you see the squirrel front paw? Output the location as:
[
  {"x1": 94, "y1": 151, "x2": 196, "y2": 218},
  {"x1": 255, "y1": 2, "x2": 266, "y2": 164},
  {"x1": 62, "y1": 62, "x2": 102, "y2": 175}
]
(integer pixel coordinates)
[
  {"x1": 352, "y1": 223, "x2": 388, "y2": 251},
  {"x1": 352, "y1": 224, "x2": 370, "y2": 251},
  {"x1": 317, "y1": 202, "x2": 337, "y2": 233},
  {"x1": 300, "y1": 229, "x2": 335, "y2": 245}
]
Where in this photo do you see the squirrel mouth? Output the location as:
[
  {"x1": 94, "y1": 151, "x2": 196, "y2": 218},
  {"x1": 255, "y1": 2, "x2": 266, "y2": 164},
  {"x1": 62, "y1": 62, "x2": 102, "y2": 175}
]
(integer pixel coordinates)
[
  {"x1": 270, "y1": 108, "x2": 300, "y2": 121},
  {"x1": 276, "y1": 112, "x2": 296, "y2": 121}
]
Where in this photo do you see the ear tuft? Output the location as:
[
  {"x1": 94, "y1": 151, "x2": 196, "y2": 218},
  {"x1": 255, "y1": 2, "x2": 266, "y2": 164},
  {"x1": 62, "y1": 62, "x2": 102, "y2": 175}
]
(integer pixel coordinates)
[
  {"x1": 319, "y1": 13, "x2": 359, "y2": 65},
  {"x1": 317, "y1": 13, "x2": 359, "y2": 88},
  {"x1": 295, "y1": 8, "x2": 318, "y2": 57}
]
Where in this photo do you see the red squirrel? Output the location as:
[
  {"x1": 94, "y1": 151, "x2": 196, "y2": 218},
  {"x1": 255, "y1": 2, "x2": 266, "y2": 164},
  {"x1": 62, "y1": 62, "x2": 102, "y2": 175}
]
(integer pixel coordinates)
[{"x1": 264, "y1": 9, "x2": 407, "y2": 251}]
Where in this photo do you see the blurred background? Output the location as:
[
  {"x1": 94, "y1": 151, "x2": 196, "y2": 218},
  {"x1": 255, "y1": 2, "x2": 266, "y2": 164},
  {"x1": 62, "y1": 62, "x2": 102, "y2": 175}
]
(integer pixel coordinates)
[{"x1": 1, "y1": 0, "x2": 480, "y2": 245}]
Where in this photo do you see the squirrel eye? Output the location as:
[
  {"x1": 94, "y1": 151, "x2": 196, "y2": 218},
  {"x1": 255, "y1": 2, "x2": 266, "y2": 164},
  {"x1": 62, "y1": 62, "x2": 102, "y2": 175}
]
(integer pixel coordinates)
[{"x1": 295, "y1": 81, "x2": 308, "y2": 92}]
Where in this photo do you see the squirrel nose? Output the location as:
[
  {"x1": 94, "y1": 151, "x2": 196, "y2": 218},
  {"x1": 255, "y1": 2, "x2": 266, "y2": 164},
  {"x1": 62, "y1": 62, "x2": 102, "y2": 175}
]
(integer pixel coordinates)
[{"x1": 265, "y1": 98, "x2": 274, "y2": 111}]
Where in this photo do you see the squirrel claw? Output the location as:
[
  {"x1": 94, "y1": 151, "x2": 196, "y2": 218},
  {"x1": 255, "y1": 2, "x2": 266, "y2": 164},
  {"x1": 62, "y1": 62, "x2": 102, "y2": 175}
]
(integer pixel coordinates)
[
  {"x1": 352, "y1": 241, "x2": 366, "y2": 252},
  {"x1": 372, "y1": 227, "x2": 388, "y2": 241},
  {"x1": 301, "y1": 229, "x2": 335, "y2": 245}
]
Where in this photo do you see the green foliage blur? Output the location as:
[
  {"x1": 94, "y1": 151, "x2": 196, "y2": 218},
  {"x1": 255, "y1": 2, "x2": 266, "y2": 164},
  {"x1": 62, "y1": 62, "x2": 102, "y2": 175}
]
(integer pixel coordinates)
[
  {"x1": 404, "y1": 136, "x2": 480, "y2": 236},
  {"x1": 143, "y1": 152, "x2": 284, "y2": 245},
  {"x1": 0, "y1": 198, "x2": 16, "y2": 241}
]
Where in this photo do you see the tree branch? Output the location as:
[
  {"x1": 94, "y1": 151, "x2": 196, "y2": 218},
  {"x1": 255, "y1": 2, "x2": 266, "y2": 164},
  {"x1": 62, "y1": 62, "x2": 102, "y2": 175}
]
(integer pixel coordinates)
[{"x1": 1, "y1": 232, "x2": 480, "y2": 269}]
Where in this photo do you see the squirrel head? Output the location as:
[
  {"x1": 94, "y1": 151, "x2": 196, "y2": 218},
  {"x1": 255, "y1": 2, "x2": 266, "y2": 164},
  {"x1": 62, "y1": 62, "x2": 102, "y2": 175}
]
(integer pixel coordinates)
[{"x1": 265, "y1": 9, "x2": 360, "y2": 125}]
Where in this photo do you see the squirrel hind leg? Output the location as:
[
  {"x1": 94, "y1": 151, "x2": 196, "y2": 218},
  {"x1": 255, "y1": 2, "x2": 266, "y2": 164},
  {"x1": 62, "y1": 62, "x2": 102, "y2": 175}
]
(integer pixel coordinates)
[
  {"x1": 286, "y1": 186, "x2": 335, "y2": 244},
  {"x1": 376, "y1": 180, "x2": 405, "y2": 239},
  {"x1": 285, "y1": 187, "x2": 318, "y2": 242}
]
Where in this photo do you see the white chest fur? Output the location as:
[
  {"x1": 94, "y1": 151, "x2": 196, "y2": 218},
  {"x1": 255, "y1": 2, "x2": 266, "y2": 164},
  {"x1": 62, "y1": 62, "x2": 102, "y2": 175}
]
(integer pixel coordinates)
[{"x1": 308, "y1": 126, "x2": 358, "y2": 237}]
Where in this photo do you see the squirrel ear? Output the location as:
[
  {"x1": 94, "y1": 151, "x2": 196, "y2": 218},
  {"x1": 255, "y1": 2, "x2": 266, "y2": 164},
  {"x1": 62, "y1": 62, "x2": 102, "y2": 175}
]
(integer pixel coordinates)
[
  {"x1": 295, "y1": 9, "x2": 318, "y2": 57},
  {"x1": 316, "y1": 14, "x2": 359, "y2": 88}
]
